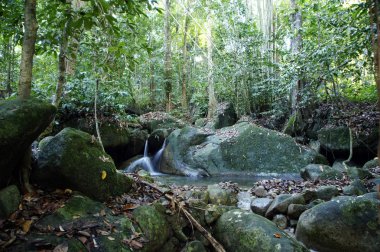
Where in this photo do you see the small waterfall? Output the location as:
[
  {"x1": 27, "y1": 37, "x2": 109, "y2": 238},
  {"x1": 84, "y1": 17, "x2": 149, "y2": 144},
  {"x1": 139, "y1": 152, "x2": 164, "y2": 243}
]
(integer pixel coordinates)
[
  {"x1": 123, "y1": 139, "x2": 166, "y2": 176},
  {"x1": 152, "y1": 139, "x2": 166, "y2": 170},
  {"x1": 143, "y1": 140, "x2": 149, "y2": 157}
]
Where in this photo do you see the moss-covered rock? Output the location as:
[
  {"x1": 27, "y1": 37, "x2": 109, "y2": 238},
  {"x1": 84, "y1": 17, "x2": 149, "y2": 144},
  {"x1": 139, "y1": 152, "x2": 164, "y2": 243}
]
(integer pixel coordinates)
[
  {"x1": 342, "y1": 179, "x2": 367, "y2": 196},
  {"x1": 363, "y1": 158, "x2": 379, "y2": 170},
  {"x1": 214, "y1": 209, "x2": 308, "y2": 252},
  {"x1": 132, "y1": 205, "x2": 171, "y2": 251},
  {"x1": 0, "y1": 98, "x2": 56, "y2": 188},
  {"x1": 318, "y1": 126, "x2": 378, "y2": 161},
  {"x1": 316, "y1": 185, "x2": 339, "y2": 201},
  {"x1": 300, "y1": 164, "x2": 342, "y2": 181},
  {"x1": 33, "y1": 128, "x2": 132, "y2": 201},
  {"x1": 161, "y1": 122, "x2": 327, "y2": 176},
  {"x1": 0, "y1": 185, "x2": 21, "y2": 219},
  {"x1": 296, "y1": 196, "x2": 380, "y2": 252},
  {"x1": 34, "y1": 194, "x2": 136, "y2": 252},
  {"x1": 207, "y1": 184, "x2": 238, "y2": 206}
]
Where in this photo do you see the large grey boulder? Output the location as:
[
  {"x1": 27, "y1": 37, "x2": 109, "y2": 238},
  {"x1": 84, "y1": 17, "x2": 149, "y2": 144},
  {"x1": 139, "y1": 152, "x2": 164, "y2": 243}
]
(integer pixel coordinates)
[
  {"x1": 33, "y1": 128, "x2": 132, "y2": 201},
  {"x1": 296, "y1": 196, "x2": 380, "y2": 252},
  {"x1": 0, "y1": 98, "x2": 56, "y2": 188},
  {"x1": 318, "y1": 126, "x2": 378, "y2": 160},
  {"x1": 56, "y1": 117, "x2": 148, "y2": 166},
  {"x1": 160, "y1": 122, "x2": 327, "y2": 176},
  {"x1": 214, "y1": 209, "x2": 308, "y2": 252}
]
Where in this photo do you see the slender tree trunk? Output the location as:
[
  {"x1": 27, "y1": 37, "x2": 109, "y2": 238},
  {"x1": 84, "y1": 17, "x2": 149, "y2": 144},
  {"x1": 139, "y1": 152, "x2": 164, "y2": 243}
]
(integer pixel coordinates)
[
  {"x1": 290, "y1": 0, "x2": 302, "y2": 114},
  {"x1": 6, "y1": 38, "x2": 13, "y2": 96},
  {"x1": 181, "y1": 1, "x2": 190, "y2": 111},
  {"x1": 164, "y1": 0, "x2": 172, "y2": 112},
  {"x1": 207, "y1": 15, "x2": 217, "y2": 119},
  {"x1": 95, "y1": 79, "x2": 105, "y2": 152},
  {"x1": 18, "y1": 0, "x2": 38, "y2": 99},
  {"x1": 369, "y1": 0, "x2": 380, "y2": 164},
  {"x1": 18, "y1": 0, "x2": 38, "y2": 193},
  {"x1": 54, "y1": 24, "x2": 69, "y2": 107}
]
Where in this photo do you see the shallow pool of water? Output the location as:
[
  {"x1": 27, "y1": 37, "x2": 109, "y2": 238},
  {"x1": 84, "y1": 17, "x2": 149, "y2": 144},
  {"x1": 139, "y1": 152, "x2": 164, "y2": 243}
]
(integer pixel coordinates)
[{"x1": 154, "y1": 173, "x2": 301, "y2": 188}]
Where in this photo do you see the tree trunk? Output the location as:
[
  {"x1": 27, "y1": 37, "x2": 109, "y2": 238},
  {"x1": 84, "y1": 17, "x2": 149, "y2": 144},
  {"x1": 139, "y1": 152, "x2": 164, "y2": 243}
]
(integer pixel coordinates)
[
  {"x1": 181, "y1": 0, "x2": 190, "y2": 111},
  {"x1": 6, "y1": 37, "x2": 13, "y2": 96},
  {"x1": 207, "y1": 15, "x2": 217, "y2": 119},
  {"x1": 290, "y1": 0, "x2": 302, "y2": 114},
  {"x1": 164, "y1": 0, "x2": 172, "y2": 112},
  {"x1": 53, "y1": 22, "x2": 69, "y2": 107},
  {"x1": 18, "y1": 0, "x2": 38, "y2": 99},
  {"x1": 369, "y1": 0, "x2": 380, "y2": 164},
  {"x1": 18, "y1": 0, "x2": 38, "y2": 193}
]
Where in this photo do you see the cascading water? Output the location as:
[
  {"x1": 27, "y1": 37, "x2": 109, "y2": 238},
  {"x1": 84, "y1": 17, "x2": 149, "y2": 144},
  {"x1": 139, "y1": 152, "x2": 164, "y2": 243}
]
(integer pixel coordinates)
[{"x1": 123, "y1": 139, "x2": 166, "y2": 176}]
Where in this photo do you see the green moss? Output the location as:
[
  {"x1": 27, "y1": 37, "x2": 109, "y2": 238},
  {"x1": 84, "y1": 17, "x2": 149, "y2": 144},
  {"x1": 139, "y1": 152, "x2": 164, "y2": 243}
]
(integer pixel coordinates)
[{"x1": 0, "y1": 185, "x2": 21, "y2": 219}]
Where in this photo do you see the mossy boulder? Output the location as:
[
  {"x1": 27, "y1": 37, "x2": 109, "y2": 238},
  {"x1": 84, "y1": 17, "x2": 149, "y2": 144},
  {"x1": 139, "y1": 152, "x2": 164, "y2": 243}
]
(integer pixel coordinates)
[
  {"x1": 296, "y1": 196, "x2": 380, "y2": 252},
  {"x1": 214, "y1": 209, "x2": 308, "y2": 252},
  {"x1": 0, "y1": 98, "x2": 56, "y2": 188},
  {"x1": 207, "y1": 184, "x2": 238, "y2": 206},
  {"x1": 181, "y1": 240, "x2": 207, "y2": 252},
  {"x1": 139, "y1": 112, "x2": 185, "y2": 132},
  {"x1": 33, "y1": 128, "x2": 132, "y2": 201},
  {"x1": 318, "y1": 126, "x2": 378, "y2": 161},
  {"x1": 363, "y1": 158, "x2": 379, "y2": 170},
  {"x1": 132, "y1": 205, "x2": 171, "y2": 251},
  {"x1": 0, "y1": 185, "x2": 21, "y2": 219},
  {"x1": 56, "y1": 118, "x2": 148, "y2": 166},
  {"x1": 161, "y1": 122, "x2": 327, "y2": 176},
  {"x1": 34, "y1": 194, "x2": 136, "y2": 252}
]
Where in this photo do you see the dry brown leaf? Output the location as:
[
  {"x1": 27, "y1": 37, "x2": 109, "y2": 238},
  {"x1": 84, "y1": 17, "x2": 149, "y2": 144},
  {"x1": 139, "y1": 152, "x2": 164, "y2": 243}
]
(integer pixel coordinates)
[
  {"x1": 78, "y1": 236, "x2": 88, "y2": 244},
  {"x1": 78, "y1": 230, "x2": 91, "y2": 237},
  {"x1": 130, "y1": 240, "x2": 143, "y2": 249},
  {"x1": 273, "y1": 233, "x2": 281, "y2": 239},
  {"x1": 22, "y1": 220, "x2": 33, "y2": 233}
]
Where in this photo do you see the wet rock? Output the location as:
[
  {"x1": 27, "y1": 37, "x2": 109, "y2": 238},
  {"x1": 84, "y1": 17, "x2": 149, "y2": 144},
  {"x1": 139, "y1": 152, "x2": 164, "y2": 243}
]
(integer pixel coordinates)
[
  {"x1": 265, "y1": 194, "x2": 305, "y2": 218},
  {"x1": 34, "y1": 128, "x2": 132, "y2": 201},
  {"x1": 272, "y1": 214, "x2": 288, "y2": 229},
  {"x1": 287, "y1": 204, "x2": 308, "y2": 219},
  {"x1": 316, "y1": 185, "x2": 339, "y2": 201},
  {"x1": 207, "y1": 184, "x2": 238, "y2": 206},
  {"x1": 0, "y1": 185, "x2": 21, "y2": 219},
  {"x1": 296, "y1": 196, "x2": 380, "y2": 252},
  {"x1": 214, "y1": 209, "x2": 308, "y2": 252},
  {"x1": 250, "y1": 198, "x2": 273, "y2": 216},
  {"x1": 147, "y1": 128, "x2": 172, "y2": 153},
  {"x1": 253, "y1": 186, "x2": 267, "y2": 197},
  {"x1": 300, "y1": 190, "x2": 318, "y2": 203},
  {"x1": 0, "y1": 98, "x2": 56, "y2": 188},
  {"x1": 342, "y1": 179, "x2": 367, "y2": 196}
]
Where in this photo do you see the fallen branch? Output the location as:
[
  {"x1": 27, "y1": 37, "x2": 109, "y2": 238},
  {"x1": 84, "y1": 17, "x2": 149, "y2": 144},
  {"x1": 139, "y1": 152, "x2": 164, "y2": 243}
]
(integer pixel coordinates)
[{"x1": 136, "y1": 179, "x2": 226, "y2": 252}]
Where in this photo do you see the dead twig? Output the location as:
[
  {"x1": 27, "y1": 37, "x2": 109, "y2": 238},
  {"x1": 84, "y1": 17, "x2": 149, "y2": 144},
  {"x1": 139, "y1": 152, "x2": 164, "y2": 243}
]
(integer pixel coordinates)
[{"x1": 136, "y1": 179, "x2": 226, "y2": 252}]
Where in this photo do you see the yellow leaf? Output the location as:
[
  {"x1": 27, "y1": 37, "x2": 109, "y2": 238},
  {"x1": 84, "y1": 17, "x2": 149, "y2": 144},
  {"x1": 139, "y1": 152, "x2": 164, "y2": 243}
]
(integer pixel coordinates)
[
  {"x1": 22, "y1": 220, "x2": 33, "y2": 233},
  {"x1": 101, "y1": 170, "x2": 107, "y2": 180}
]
